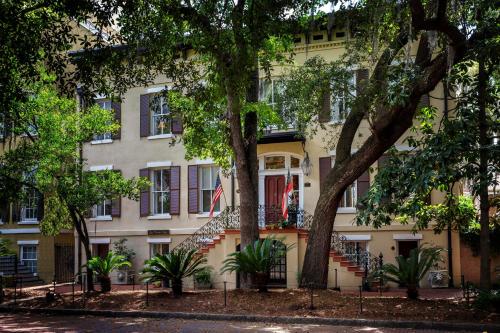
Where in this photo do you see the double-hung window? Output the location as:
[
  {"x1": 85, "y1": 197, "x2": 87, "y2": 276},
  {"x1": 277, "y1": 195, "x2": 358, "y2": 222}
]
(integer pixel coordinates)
[
  {"x1": 20, "y1": 245, "x2": 37, "y2": 273},
  {"x1": 92, "y1": 199, "x2": 112, "y2": 219},
  {"x1": 151, "y1": 95, "x2": 171, "y2": 136},
  {"x1": 152, "y1": 169, "x2": 170, "y2": 215},
  {"x1": 93, "y1": 100, "x2": 112, "y2": 141},
  {"x1": 339, "y1": 183, "x2": 357, "y2": 208},
  {"x1": 331, "y1": 72, "x2": 355, "y2": 123},
  {"x1": 199, "y1": 165, "x2": 220, "y2": 213},
  {"x1": 259, "y1": 79, "x2": 293, "y2": 129},
  {"x1": 330, "y1": 158, "x2": 357, "y2": 210},
  {"x1": 21, "y1": 187, "x2": 39, "y2": 222},
  {"x1": 150, "y1": 243, "x2": 169, "y2": 258}
]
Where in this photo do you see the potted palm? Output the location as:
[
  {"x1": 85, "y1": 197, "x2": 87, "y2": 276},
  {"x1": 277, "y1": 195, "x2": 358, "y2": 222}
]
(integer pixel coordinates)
[
  {"x1": 141, "y1": 248, "x2": 207, "y2": 298},
  {"x1": 374, "y1": 245, "x2": 443, "y2": 299},
  {"x1": 86, "y1": 252, "x2": 131, "y2": 292},
  {"x1": 221, "y1": 236, "x2": 292, "y2": 292}
]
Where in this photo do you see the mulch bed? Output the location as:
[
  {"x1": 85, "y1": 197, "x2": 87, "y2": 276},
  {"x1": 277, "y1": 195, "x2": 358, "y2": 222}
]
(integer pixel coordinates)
[{"x1": 8, "y1": 288, "x2": 500, "y2": 324}]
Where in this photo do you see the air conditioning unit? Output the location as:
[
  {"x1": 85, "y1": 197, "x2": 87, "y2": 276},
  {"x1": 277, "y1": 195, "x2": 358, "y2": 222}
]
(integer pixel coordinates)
[
  {"x1": 115, "y1": 269, "x2": 135, "y2": 284},
  {"x1": 429, "y1": 270, "x2": 449, "y2": 288}
]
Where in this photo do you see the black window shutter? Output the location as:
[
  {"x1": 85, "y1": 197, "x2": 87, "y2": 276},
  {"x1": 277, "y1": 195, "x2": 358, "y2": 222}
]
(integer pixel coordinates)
[
  {"x1": 140, "y1": 94, "x2": 150, "y2": 137},
  {"x1": 112, "y1": 101, "x2": 121, "y2": 140},
  {"x1": 139, "y1": 168, "x2": 150, "y2": 217}
]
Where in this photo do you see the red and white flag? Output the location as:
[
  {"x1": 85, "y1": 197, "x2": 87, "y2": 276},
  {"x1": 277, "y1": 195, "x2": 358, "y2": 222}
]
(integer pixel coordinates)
[
  {"x1": 209, "y1": 174, "x2": 223, "y2": 218},
  {"x1": 281, "y1": 170, "x2": 294, "y2": 219}
]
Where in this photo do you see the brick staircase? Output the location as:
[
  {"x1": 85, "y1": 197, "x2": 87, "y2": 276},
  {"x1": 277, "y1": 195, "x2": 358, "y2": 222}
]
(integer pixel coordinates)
[
  {"x1": 330, "y1": 250, "x2": 365, "y2": 277},
  {"x1": 172, "y1": 206, "x2": 379, "y2": 289},
  {"x1": 0, "y1": 255, "x2": 44, "y2": 285}
]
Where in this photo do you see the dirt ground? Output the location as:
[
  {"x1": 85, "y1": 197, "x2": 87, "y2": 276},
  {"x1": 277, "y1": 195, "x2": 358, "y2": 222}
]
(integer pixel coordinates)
[{"x1": 8, "y1": 288, "x2": 500, "y2": 324}]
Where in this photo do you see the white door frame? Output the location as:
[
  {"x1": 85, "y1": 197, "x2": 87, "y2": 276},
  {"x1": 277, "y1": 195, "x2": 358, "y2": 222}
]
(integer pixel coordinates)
[{"x1": 258, "y1": 153, "x2": 304, "y2": 210}]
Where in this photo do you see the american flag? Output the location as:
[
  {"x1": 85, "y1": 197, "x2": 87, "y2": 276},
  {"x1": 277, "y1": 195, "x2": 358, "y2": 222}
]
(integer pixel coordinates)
[
  {"x1": 281, "y1": 170, "x2": 294, "y2": 219},
  {"x1": 209, "y1": 174, "x2": 223, "y2": 218}
]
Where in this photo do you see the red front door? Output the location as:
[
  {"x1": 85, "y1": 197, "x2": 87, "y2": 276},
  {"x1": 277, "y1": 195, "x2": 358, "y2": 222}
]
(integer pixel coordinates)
[{"x1": 265, "y1": 175, "x2": 285, "y2": 224}]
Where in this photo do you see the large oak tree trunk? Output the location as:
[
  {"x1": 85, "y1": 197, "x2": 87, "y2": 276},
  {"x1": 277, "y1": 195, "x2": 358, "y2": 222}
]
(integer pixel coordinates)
[
  {"x1": 301, "y1": 192, "x2": 341, "y2": 288},
  {"x1": 301, "y1": 0, "x2": 469, "y2": 287},
  {"x1": 225, "y1": 65, "x2": 260, "y2": 288},
  {"x1": 478, "y1": 59, "x2": 491, "y2": 290}
]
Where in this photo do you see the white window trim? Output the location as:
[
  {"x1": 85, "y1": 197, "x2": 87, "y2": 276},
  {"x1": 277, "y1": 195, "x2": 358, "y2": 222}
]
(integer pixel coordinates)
[
  {"x1": 168, "y1": 228, "x2": 198, "y2": 234},
  {"x1": 150, "y1": 168, "x2": 171, "y2": 216},
  {"x1": 393, "y1": 233, "x2": 423, "y2": 240},
  {"x1": 91, "y1": 139, "x2": 113, "y2": 145},
  {"x1": 0, "y1": 228, "x2": 40, "y2": 234},
  {"x1": 146, "y1": 86, "x2": 167, "y2": 94},
  {"x1": 329, "y1": 154, "x2": 358, "y2": 210},
  {"x1": 147, "y1": 133, "x2": 174, "y2": 140},
  {"x1": 147, "y1": 214, "x2": 172, "y2": 220},
  {"x1": 147, "y1": 237, "x2": 171, "y2": 244},
  {"x1": 337, "y1": 207, "x2": 357, "y2": 214},
  {"x1": 195, "y1": 158, "x2": 214, "y2": 165},
  {"x1": 89, "y1": 165, "x2": 114, "y2": 171},
  {"x1": 146, "y1": 161, "x2": 172, "y2": 168},
  {"x1": 18, "y1": 219, "x2": 39, "y2": 225},
  {"x1": 17, "y1": 240, "x2": 39, "y2": 245},
  {"x1": 196, "y1": 212, "x2": 221, "y2": 218},
  {"x1": 90, "y1": 216, "x2": 112, "y2": 222},
  {"x1": 199, "y1": 165, "x2": 221, "y2": 214},
  {"x1": 342, "y1": 234, "x2": 371, "y2": 241},
  {"x1": 90, "y1": 238, "x2": 111, "y2": 244}
]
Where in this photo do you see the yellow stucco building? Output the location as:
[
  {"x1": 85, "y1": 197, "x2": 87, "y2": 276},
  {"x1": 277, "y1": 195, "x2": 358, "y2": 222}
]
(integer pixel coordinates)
[{"x1": 77, "y1": 28, "x2": 463, "y2": 290}]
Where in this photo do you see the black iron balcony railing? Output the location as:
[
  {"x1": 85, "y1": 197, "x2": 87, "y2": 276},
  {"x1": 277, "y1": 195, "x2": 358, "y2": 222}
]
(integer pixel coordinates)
[{"x1": 257, "y1": 205, "x2": 312, "y2": 229}]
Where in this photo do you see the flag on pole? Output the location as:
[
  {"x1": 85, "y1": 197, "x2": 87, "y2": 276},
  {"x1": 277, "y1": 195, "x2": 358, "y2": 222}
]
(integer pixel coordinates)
[
  {"x1": 281, "y1": 170, "x2": 294, "y2": 219},
  {"x1": 209, "y1": 174, "x2": 223, "y2": 218}
]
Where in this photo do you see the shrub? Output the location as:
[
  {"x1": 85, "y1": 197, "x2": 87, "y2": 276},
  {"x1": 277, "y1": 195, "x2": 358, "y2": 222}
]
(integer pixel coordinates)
[
  {"x1": 194, "y1": 267, "x2": 212, "y2": 288},
  {"x1": 86, "y1": 252, "x2": 131, "y2": 292},
  {"x1": 221, "y1": 236, "x2": 292, "y2": 292},
  {"x1": 475, "y1": 290, "x2": 500, "y2": 312},
  {"x1": 0, "y1": 238, "x2": 15, "y2": 257},
  {"x1": 142, "y1": 249, "x2": 207, "y2": 297},
  {"x1": 374, "y1": 245, "x2": 443, "y2": 299}
]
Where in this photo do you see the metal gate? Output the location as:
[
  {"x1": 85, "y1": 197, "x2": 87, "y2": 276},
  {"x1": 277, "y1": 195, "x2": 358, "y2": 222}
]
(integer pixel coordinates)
[
  {"x1": 268, "y1": 240, "x2": 287, "y2": 287},
  {"x1": 55, "y1": 245, "x2": 74, "y2": 282}
]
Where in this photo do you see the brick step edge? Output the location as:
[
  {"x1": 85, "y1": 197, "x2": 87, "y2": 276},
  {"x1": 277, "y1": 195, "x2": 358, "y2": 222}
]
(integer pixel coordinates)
[{"x1": 0, "y1": 305, "x2": 498, "y2": 332}]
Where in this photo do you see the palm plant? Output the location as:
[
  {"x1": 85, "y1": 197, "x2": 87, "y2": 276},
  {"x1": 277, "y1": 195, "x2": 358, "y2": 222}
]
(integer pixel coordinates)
[
  {"x1": 86, "y1": 252, "x2": 131, "y2": 292},
  {"x1": 375, "y1": 245, "x2": 443, "y2": 299},
  {"x1": 142, "y1": 248, "x2": 206, "y2": 297},
  {"x1": 221, "y1": 236, "x2": 291, "y2": 292}
]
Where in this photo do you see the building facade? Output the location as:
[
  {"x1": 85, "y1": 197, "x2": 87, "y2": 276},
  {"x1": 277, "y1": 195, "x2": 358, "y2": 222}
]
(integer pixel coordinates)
[{"x1": 80, "y1": 31, "x2": 463, "y2": 290}]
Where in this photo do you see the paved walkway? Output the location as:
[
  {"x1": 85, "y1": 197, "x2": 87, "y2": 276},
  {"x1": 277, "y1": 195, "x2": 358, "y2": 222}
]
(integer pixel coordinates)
[{"x1": 0, "y1": 313, "x2": 466, "y2": 333}]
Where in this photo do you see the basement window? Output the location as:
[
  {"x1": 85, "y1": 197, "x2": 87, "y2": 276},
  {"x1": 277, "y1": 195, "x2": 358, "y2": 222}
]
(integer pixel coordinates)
[{"x1": 313, "y1": 34, "x2": 324, "y2": 41}]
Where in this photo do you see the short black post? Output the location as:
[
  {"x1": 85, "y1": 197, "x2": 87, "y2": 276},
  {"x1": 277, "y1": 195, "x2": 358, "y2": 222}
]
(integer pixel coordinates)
[
  {"x1": 53, "y1": 274, "x2": 56, "y2": 293},
  {"x1": 334, "y1": 268, "x2": 338, "y2": 290},
  {"x1": 223, "y1": 281, "x2": 227, "y2": 307},
  {"x1": 13, "y1": 276, "x2": 17, "y2": 306},
  {"x1": 0, "y1": 275, "x2": 3, "y2": 304},
  {"x1": 72, "y1": 281, "x2": 75, "y2": 306},
  {"x1": 359, "y1": 285, "x2": 363, "y2": 313},
  {"x1": 378, "y1": 252, "x2": 384, "y2": 296},
  {"x1": 466, "y1": 281, "x2": 470, "y2": 307},
  {"x1": 132, "y1": 275, "x2": 135, "y2": 291},
  {"x1": 309, "y1": 282, "x2": 315, "y2": 310},
  {"x1": 461, "y1": 275, "x2": 465, "y2": 298},
  {"x1": 146, "y1": 281, "x2": 149, "y2": 307},
  {"x1": 19, "y1": 276, "x2": 23, "y2": 296}
]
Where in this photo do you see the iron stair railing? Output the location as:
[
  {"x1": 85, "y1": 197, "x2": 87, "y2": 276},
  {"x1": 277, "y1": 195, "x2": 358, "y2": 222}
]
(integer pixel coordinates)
[{"x1": 172, "y1": 207, "x2": 240, "y2": 253}]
